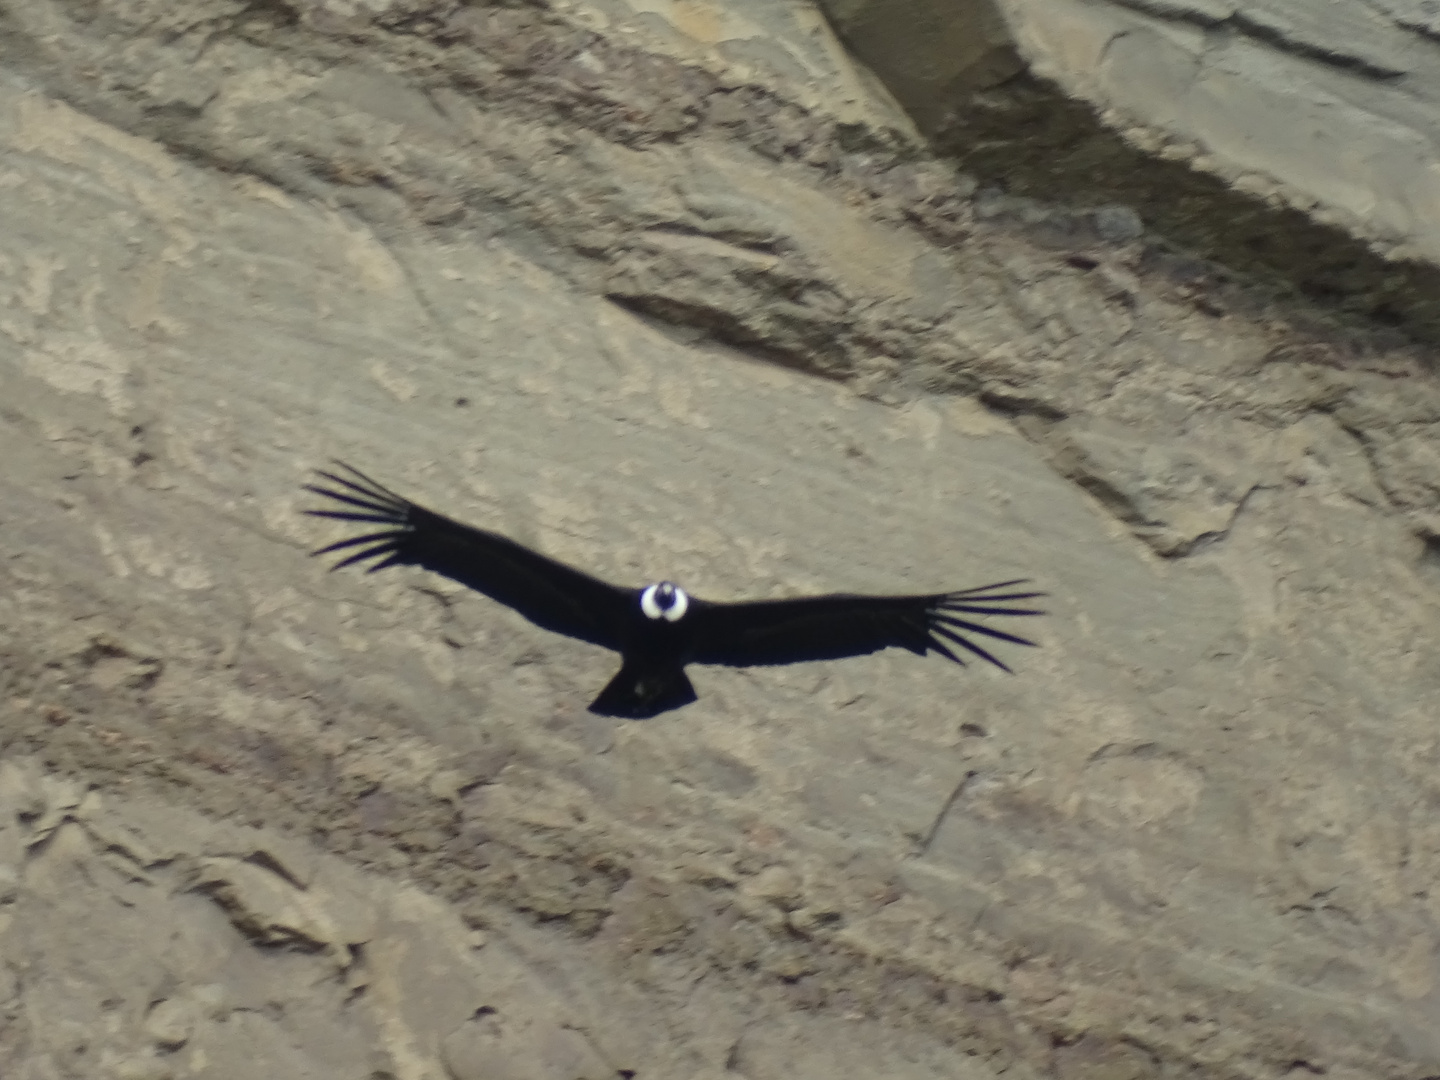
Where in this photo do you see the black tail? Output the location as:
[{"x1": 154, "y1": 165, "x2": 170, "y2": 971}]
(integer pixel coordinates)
[{"x1": 588, "y1": 663, "x2": 697, "y2": 719}]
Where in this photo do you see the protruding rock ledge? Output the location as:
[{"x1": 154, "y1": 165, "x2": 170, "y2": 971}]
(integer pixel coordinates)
[{"x1": 821, "y1": 0, "x2": 1440, "y2": 341}]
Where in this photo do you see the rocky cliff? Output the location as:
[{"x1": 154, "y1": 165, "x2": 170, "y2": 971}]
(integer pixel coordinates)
[{"x1": 1, "y1": 2, "x2": 1438, "y2": 1078}]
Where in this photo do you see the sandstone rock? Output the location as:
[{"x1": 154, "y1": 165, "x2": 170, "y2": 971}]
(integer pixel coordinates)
[
  {"x1": 0, "y1": 1, "x2": 1436, "y2": 1079},
  {"x1": 821, "y1": 0, "x2": 1440, "y2": 340}
]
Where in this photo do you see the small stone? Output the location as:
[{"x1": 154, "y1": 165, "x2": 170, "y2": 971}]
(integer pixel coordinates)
[
  {"x1": 678, "y1": 857, "x2": 738, "y2": 888},
  {"x1": 145, "y1": 997, "x2": 195, "y2": 1050},
  {"x1": 787, "y1": 905, "x2": 844, "y2": 937},
  {"x1": 1091, "y1": 204, "x2": 1143, "y2": 243},
  {"x1": 741, "y1": 865, "x2": 802, "y2": 910},
  {"x1": 440, "y1": 1013, "x2": 510, "y2": 1080},
  {"x1": 191, "y1": 983, "x2": 229, "y2": 1021},
  {"x1": 0, "y1": 864, "x2": 20, "y2": 904}
]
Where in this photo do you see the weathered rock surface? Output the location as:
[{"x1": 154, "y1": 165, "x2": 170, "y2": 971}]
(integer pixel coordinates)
[
  {"x1": 822, "y1": 0, "x2": 1440, "y2": 341},
  {"x1": 0, "y1": 1, "x2": 1438, "y2": 1079}
]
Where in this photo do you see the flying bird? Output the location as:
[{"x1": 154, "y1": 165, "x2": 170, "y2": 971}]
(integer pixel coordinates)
[{"x1": 304, "y1": 463, "x2": 1044, "y2": 718}]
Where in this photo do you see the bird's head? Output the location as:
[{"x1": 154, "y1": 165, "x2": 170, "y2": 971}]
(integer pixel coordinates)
[{"x1": 640, "y1": 581, "x2": 689, "y2": 622}]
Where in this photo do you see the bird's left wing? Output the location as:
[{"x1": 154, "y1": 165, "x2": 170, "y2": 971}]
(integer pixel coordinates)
[
  {"x1": 304, "y1": 462, "x2": 634, "y2": 652},
  {"x1": 687, "y1": 580, "x2": 1044, "y2": 671}
]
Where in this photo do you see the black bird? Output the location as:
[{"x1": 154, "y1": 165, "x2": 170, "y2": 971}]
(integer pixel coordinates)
[{"x1": 304, "y1": 463, "x2": 1045, "y2": 718}]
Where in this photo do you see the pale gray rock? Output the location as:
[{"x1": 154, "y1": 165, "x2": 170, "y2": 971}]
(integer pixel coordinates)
[
  {"x1": 820, "y1": 0, "x2": 1440, "y2": 341},
  {"x1": 0, "y1": 2, "x2": 1436, "y2": 1080},
  {"x1": 142, "y1": 999, "x2": 195, "y2": 1052}
]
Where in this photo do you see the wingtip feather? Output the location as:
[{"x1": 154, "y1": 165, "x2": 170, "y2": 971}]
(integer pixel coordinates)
[
  {"x1": 304, "y1": 483, "x2": 396, "y2": 513},
  {"x1": 931, "y1": 623, "x2": 1014, "y2": 672},
  {"x1": 324, "y1": 461, "x2": 407, "y2": 503},
  {"x1": 926, "y1": 635, "x2": 966, "y2": 667},
  {"x1": 327, "y1": 541, "x2": 403, "y2": 571},
  {"x1": 938, "y1": 603, "x2": 1047, "y2": 618},
  {"x1": 308, "y1": 472, "x2": 407, "y2": 514},
  {"x1": 932, "y1": 613, "x2": 1038, "y2": 649},
  {"x1": 311, "y1": 528, "x2": 404, "y2": 556},
  {"x1": 916, "y1": 579, "x2": 1045, "y2": 673}
]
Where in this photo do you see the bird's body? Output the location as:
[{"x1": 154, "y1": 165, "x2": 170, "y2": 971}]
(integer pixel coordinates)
[
  {"x1": 590, "y1": 585, "x2": 701, "y2": 716},
  {"x1": 305, "y1": 463, "x2": 1044, "y2": 718}
]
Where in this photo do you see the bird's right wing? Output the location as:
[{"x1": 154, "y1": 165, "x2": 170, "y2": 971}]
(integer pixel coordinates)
[
  {"x1": 305, "y1": 463, "x2": 634, "y2": 652},
  {"x1": 687, "y1": 581, "x2": 1044, "y2": 671}
]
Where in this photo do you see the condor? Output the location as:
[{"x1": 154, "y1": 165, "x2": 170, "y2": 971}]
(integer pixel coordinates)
[{"x1": 305, "y1": 463, "x2": 1044, "y2": 718}]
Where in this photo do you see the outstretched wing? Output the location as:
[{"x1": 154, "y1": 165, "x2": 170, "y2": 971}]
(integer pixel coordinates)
[
  {"x1": 687, "y1": 580, "x2": 1044, "y2": 671},
  {"x1": 304, "y1": 462, "x2": 634, "y2": 652}
]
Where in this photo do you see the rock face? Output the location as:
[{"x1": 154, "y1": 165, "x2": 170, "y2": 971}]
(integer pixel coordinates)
[
  {"x1": 1001, "y1": 0, "x2": 1440, "y2": 255},
  {"x1": 823, "y1": 0, "x2": 1440, "y2": 342},
  {"x1": 0, "y1": 2, "x2": 1438, "y2": 1079}
]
